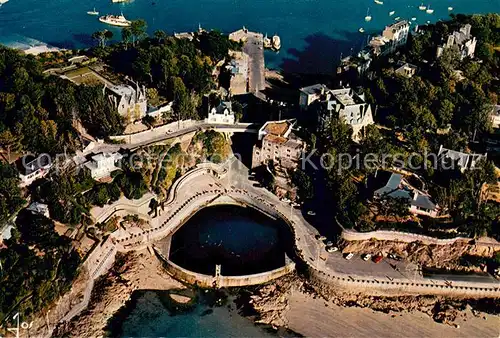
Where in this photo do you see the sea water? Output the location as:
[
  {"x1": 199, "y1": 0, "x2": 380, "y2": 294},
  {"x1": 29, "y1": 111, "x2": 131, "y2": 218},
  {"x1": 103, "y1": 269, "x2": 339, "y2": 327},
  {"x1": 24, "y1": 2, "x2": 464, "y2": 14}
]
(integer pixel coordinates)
[{"x1": 0, "y1": 0, "x2": 498, "y2": 71}]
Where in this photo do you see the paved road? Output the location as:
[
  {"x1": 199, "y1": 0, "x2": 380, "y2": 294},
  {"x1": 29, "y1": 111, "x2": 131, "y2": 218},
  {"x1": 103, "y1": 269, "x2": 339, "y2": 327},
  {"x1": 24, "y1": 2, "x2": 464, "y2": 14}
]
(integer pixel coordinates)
[
  {"x1": 242, "y1": 33, "x2": 265, "y2": 93},
  {"x1": 85, "y1": 122, "x2": 259, "y2": 155}
]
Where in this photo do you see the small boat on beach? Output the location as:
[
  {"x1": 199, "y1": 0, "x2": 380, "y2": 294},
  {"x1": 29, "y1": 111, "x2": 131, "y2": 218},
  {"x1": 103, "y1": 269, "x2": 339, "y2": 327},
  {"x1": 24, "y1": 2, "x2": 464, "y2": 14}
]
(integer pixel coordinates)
[
  {"x1": 419, "y1": 3, "x2": 427, "y2": 10},
  {"x1": 426, "y1": 5, "x2": 434, "y2": 14},
  {"x1": 87, "y1": 8, "x2": 99, "y2": 15},
  {"x1": 365, "y1": 8, "x2": 372, "y2": 22},
  {"x1": 389, "y1": 10, "x2": 395, "y2": 16},
  {"x1": 374, "y1": 0, "x2": 383, "y2": 5}
]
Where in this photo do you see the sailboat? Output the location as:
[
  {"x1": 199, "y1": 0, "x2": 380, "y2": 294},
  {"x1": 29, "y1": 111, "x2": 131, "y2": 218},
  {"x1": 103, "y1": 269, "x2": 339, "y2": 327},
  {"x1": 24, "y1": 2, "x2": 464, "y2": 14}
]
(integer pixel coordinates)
[
  {"x1": 87, "y1": 7, "x2": 99, "y2": 15},
  {"x1": 365, "y1": 8, "x2": 372, "y2": 22},
  {"x1": 426, "y1": 5, "x2": 434, "y2": 14},
  {"x1": 374, "y1": 0, "x2": 383, "y2": 5},
  {"x1": 419, "y1": 3, "x2": 427, "y2": 10}
]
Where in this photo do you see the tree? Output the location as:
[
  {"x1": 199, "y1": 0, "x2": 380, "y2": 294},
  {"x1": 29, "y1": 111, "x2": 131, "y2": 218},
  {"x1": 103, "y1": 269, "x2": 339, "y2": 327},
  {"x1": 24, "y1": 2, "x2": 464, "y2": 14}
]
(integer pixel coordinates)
[
  {"x1": 121, "y1": 27, "x2": 132, "y2": 49},
  {"x1": 130, "y1": 19, "x2": 148, "y2": 46},
  {"x1": 92, "y1": 30, "x2": 105, "y2": 48},
  {"x1": 154, "y1": 29, "x2": 167, "y2": 43},
  {"x1": 437, "y1": 99, "x2": 455, "y2": 127},
  {"x1": 0, "y1": 130, "x2": 21, "y2": 161}
]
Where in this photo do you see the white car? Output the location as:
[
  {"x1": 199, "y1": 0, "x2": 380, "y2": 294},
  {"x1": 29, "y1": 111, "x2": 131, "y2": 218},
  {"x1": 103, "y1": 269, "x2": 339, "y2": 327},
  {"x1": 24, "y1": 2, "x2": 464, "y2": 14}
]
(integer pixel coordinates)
[
  {"x1": 307, "y1": 210, "x2": 316, "y2": 216},
  {"x1": 345, "y1": 253, "x2": 354, "y2": 260},
  {"x1": 326, "y1": 246, "x2": 339, "y2": 253},
  {"x1": 362, "y1": 254, "x2": 372, "y2": 261},
  {"x1": 318, "y1": 236, "x2": 327, "y2": 241}
]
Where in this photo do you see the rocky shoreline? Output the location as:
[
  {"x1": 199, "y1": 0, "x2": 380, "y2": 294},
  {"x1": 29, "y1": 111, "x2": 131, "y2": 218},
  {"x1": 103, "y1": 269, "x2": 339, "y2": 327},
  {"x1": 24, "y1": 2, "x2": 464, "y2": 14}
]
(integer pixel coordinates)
[
  {"x1": 242, "y1": 273, "x2": 500, "y2": 335},
  {"x1": 47, "y1": 250, "x2": 499, "y2": 337}
]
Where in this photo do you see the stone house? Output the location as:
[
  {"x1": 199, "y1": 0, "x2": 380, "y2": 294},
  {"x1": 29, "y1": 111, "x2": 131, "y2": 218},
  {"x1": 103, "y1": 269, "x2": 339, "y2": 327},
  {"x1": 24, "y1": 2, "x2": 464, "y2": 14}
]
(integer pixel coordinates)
[
  {"x1": 437, "y1": 24, "x2": 477, "y2": 60},
  {"x1": 106, "y1": 80, "x2": 147, "y2": 123},
  {"x1": 84, "y1": 152, "x2": 123, "y2": 180}
]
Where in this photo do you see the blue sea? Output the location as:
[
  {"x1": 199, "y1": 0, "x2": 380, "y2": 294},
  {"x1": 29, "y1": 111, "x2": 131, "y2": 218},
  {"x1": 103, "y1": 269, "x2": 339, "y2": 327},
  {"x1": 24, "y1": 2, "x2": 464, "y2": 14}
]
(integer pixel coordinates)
[{"x1": 0, "y1": 0, "x2": 499, "y2": 72}]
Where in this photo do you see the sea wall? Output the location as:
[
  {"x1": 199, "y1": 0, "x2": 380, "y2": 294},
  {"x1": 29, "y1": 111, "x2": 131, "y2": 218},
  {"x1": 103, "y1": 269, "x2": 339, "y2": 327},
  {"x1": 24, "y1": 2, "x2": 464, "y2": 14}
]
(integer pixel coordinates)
[{"x1": 154, "y1": 246, "x2": 296, "y2": 288}]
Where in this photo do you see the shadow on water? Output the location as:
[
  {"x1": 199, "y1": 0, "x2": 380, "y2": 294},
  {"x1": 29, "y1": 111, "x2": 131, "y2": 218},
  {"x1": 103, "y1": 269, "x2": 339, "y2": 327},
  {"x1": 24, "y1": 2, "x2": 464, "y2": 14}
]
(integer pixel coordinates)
[{"x1": 280, "y1": 30, "x2": 367, "y2": 76}]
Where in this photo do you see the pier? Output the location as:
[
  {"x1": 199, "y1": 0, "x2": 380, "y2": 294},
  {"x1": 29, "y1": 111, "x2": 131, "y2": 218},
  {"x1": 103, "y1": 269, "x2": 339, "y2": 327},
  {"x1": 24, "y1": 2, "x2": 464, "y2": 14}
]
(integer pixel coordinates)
[{"x1": 229, "y1": 27, "x2": 280, "y2": 93}]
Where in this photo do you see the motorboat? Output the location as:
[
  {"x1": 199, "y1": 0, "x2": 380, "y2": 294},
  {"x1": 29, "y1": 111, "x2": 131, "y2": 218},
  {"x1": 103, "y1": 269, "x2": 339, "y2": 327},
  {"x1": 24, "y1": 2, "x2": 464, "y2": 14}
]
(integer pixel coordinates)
[
  {"x1": 448, "y1": 6, "x2": 453, "y2": 11},
  {"x1": 389, "y1": 10, "x2": 395, "y2": 16},
  {"x1": 359, "y1": 27, "x2": 365, "y2": 33},
  {"x1": 87, "y1": 8, "x2": 99, "y2": 15},
  {"x1": 426, "y1": 5, "x2": 434, "y2": 14},
  {"x1": 365, "y1": 8, "x2": 372, "y2": 22},
  {"x1": 374, "y1": 0, "x2": 383, "y2": 5},
  {"x1": 419, "y1": 3, "x2": 427, "y2": 10}
]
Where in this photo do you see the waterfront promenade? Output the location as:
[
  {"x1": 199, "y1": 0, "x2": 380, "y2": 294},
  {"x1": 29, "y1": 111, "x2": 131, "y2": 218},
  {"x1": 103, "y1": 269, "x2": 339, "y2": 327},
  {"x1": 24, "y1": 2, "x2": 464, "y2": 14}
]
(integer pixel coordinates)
[{"x1": 57, "y1": 157, "x2": 500, "y2": 328}]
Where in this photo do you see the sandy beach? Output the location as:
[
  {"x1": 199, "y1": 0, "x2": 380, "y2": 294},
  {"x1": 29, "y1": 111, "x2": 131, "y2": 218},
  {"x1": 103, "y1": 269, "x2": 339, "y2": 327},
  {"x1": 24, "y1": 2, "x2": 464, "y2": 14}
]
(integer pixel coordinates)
[{"x1": 285, "y1": 290, "x2": 500, "y2": 338}]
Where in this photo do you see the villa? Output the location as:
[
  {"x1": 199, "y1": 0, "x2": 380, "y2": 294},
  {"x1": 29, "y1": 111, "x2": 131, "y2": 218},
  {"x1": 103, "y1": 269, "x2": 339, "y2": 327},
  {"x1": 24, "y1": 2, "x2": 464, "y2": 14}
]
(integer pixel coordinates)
[
  {"x1": 300, "y1": 84, "x2": 374, "y2": 141},
  {"x1": 372, "y1": 171, "x2": 439, "y2": 218},
  {"x1": 84, "y1": 152, "x2": 123, "y2": 180},
  {"x1": 206, "y1": 101, "x2": 236, "y2": 124},
  {"x1": 18, "y1": 155, "x2": 52, "y2": 187},
  {"x1": 106, "y1": 80, "x2": 147, "y2": 123},
  {"x1": 369, "y1": 21, "x2": 410, "y2": 56},
  {"x1": 437, "y1": 145, "x2": 487, "y2": 172},
  {"x1": 436, "y1": 24, "x2": 477, "y2": 60}
]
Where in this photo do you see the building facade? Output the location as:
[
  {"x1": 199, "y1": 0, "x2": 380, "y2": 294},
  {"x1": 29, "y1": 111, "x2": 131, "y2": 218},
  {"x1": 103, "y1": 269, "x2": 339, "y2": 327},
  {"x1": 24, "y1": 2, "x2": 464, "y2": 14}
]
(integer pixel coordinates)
[
  {"x1": 19, "y1": 155, "x2": 52, "y2": 187},
  {"x1": 252, "y1": 119, "x2": 305, "y2": 170},
  {"x1": 207, "y1": 101, "x2": 236, "y2": 124},
  {"x1": 85, "y1": 152, "x2": 123, "y2": 180},
  {"x1": 106, "y1": 80, "x2": 147, "y2": 122},
  {"x1": 437, "y1": 24, "x2": 477, "y2": 60},
  {"x1": 369, "y1": 21, "x2": 410, "y2": 56}
]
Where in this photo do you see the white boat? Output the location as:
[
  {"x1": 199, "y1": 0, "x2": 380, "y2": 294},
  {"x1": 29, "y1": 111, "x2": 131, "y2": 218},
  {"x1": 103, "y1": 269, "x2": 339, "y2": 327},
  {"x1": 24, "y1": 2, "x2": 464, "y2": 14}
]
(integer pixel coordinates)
[
  {"x1": 0, "y1": 0, "x2": 9, "y2": 6},
  {"x1": 112, "y1": 0, "x2": 128, "y2": 3},
  {"x1": 359, "y1": 27, "x2": 365, "y2": 33},
  {"x1": 365, "y1": 8, "x2": 372, "y2": 22},
  {"x1": 87, "y1": 7, "x2": 99, "y2": 15},
  {"x1": 419, "y1": 3, "x2": 427, "y2": 10},
  {"x1": 394, "y1": 16, "x2": 401, "y2": 21},
  {"x1": 99, "y1": 13, "x2": 131, "y2": 27},
  {"x1": 426, "y1": 5, "x2": 434, "y2": 14},
  {"x1": 389, "y1": 10, "x2": 395, "y2": 16},
  {"x1": 411, "y1": 17, "x2": 417, "y2": 21},
  {"x1": 448, "y1": 6, "x2": 453, "y2": 11},
  {"x1": 374, "y1": 0, "x2": 383, "y2": 5},
  {"x1": 272, "y1": 35, "x2": 281, "y2": 50}
]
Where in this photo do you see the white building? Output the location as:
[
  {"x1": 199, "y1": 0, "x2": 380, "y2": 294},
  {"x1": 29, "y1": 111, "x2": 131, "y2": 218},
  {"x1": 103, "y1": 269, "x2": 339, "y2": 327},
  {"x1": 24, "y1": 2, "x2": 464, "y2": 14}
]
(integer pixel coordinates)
[
  {"x1": 85, "y1": 152, "x2": 123, "y2": 180},
  {"x1": 19, "y1": 155, "x2": 52, "y2": 187},
  {"x1": 491, "y1": 105, "x2": 500, "y2": 129},
  {"x1": 437, "y1": 24, "x2": 477, "y2": 60},
  {"x1": 27, "y1": 202, "x2": 50, "y2": 218},
  {"x1": 106, "y1": 80, "x2": 147, "y2": 122},
  {"x1": 369, "y1": 21, "x2": 410, "y2": 56},
  {"x1": 437, "y1": 145, "x2": 487, "y2": 172},
  {"x1": 395, "y1": 62, "x2": 418, "y2": 78},
  {"x1": 299, "y1": 84, "x2": 329, "y2": 109},
  {"x1": 301, "y1": 85, "x2": 374, "y2": 141},
  {"x1": 207, "y1": 101, "x2": 236, "y2": 124}
]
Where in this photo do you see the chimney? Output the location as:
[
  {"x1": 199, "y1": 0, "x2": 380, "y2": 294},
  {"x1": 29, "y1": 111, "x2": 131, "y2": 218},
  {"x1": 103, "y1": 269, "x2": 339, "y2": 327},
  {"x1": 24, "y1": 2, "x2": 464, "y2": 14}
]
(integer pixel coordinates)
[{"x1": 413, "y1": 191, "x2": 418, "y2": 201}]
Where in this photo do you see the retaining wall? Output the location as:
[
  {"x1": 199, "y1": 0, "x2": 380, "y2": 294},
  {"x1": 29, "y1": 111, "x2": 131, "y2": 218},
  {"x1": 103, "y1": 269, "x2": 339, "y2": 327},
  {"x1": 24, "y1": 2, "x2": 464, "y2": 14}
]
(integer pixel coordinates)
[{"x1": 341, "y1": 229, "x2": 500, "y2": 249}]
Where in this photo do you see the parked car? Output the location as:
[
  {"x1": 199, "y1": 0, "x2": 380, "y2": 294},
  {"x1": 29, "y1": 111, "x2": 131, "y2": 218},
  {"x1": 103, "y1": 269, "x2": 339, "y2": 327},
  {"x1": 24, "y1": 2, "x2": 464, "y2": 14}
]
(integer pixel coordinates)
[
  {"x1": 345, "y1": 253, "x2": 354, "y2": 260},
  {"x1": 326, "y1": 241, "x2": 333, "y2": 246},
  {"x1": 362, "y1": 254, "x2": 372, "y2": 261},
  {"x1": 318, "y1": 236, "x2": 327, "y2": 241},
  {"x1": 307, "y1": 210, "x2": 316, "y2": 216},
  {"x1": 373, "y1": 255, "x2": 384, "y2": 263},
  {"x1": 326, "y1": 246, "x2": 339, "y2": 253}
]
